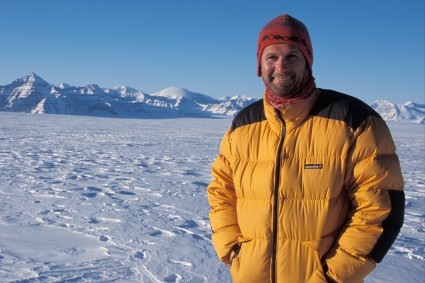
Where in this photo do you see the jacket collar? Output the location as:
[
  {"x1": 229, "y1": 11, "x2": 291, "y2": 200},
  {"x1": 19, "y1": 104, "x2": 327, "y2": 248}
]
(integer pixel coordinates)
[{"x1": 263, "y1": 89, "x2": 320, "y2": 135}]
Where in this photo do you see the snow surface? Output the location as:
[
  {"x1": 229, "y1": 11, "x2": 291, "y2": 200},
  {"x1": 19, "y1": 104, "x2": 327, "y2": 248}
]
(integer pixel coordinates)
[{"x1": 0, "y1": 112, "x2": 423, "y2": 282}]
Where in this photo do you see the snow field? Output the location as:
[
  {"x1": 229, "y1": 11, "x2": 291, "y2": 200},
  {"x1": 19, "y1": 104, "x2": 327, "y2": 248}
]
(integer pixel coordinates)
[{"x1": 0, "y1": 113, "x2": 423, "y2": 282}]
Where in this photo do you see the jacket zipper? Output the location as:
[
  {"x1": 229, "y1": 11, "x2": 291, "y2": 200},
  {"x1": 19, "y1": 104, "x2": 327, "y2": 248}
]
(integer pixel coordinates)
[{"x1": 271, "y1": 111, "x2": 286, "y2": 283}]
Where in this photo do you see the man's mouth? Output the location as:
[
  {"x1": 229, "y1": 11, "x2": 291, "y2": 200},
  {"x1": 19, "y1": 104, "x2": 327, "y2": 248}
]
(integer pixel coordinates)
[{"x1": 272, "y1": 75, "x2": 293, "y2": 82}]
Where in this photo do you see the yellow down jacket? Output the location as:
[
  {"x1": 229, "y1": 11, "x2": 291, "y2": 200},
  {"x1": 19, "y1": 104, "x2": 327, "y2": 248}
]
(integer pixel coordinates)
[{"x1": 207, "y1": 89, "x2": 404, "y2": 283}]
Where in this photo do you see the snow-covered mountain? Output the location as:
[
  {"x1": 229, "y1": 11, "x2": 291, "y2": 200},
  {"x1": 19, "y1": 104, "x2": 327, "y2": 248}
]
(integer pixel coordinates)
[
  {"x1": 0, "y1": 73, "x2": 256, "y2": 118},
  {"x1": 1, "y1": 74, "x2": 423, "y2": 122},
  {"x1": 370, "y1": 99, "x2": 425, "y2": 124},
  {"x1": 0, "y1": 73, "x2": 51, "y2": 113}
]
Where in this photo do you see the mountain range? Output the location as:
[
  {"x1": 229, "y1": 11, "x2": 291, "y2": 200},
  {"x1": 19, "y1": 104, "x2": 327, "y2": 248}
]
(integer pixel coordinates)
[
  {"x1": 1, "y1": 73, "x2": 423, "y2": 123},
  {"x1": 0, "y1": 73, "x2": 256, "y2": 118},
  {"x1": 370, "y1": 100, "x2": 424, "y2": 124}
]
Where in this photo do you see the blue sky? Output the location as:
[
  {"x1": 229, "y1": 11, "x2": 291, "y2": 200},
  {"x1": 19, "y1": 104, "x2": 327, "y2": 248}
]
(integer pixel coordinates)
[{"x1": 1, "y1": 0, "x2": 423, "y2": 104}]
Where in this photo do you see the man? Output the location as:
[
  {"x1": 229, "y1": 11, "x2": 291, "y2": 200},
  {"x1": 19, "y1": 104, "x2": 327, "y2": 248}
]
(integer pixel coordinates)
[{"x1": 207, "y1": 14, "x2": 405, "y2": 283}]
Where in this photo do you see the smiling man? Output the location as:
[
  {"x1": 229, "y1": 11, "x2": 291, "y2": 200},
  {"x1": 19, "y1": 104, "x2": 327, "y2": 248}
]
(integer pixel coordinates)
[{"x1": 207, "y1": 14, "x2": 405, "y2": 283}]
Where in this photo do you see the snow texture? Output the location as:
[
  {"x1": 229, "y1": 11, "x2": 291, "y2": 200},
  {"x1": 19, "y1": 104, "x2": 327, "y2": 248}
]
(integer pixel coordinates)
[{"x1": 0, "y1": 112, "x2": 423, "y2": 282}]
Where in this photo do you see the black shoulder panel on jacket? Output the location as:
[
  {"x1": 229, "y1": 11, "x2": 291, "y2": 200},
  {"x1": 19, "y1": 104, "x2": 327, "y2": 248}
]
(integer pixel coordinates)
[
  {"x1": 231, "y1": 99, "x2": 266, "y2": 132},
  {"x1": 367, "y1": 190, "x2": 405, "y2": 263},
  {"x1": 310, "y1": 89, "x2": 381, "y2": 131}
]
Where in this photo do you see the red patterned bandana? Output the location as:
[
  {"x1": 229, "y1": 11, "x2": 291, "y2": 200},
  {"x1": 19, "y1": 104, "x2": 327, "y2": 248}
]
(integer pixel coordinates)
[{"x1": 265, "y1": 72, "x2": 316, "y2": 109}]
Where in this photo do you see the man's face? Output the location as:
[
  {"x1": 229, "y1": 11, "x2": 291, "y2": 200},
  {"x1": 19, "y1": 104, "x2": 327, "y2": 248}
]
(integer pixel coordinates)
[{"x1": 260, "y1": 44, "x2": 307, "y2": 98}]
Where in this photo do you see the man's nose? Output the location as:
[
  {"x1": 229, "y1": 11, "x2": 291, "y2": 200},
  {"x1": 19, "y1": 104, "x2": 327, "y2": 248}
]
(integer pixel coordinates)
[{"x1": 275, "y1": 58, "x2": 287, "y2": 72}]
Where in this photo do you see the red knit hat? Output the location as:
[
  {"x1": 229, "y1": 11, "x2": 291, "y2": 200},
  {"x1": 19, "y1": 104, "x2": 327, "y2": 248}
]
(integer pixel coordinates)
[{"x1": 257, "y1": 14, "x2": 313, "y2": 76}]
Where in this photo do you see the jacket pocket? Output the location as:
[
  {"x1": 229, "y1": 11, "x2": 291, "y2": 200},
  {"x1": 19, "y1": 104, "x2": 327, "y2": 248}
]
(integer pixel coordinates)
[
  {"x1": 229, "y1": 244, "x2": 241, "y2": 266},
  {"x1": 307, "y1": 250, "x2": 328, "y2": 283},
  {"x1": 229, "y1": 237, "x2": 252, "y2": 282},
  {"x1": 307, "y1": 252, "x2": 328, "y2": 283},
  {"x1": 229, "y1": 246, "x2": 241, "y2": 281},
  {"x1": 307, "y1": 267, "x2": 328, "y2": 283}
]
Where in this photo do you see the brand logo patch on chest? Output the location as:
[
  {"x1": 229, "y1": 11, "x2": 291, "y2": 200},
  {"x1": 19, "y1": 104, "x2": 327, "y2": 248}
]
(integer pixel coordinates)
[{"x1": 304, "y1": 164, "x2": 323, "y2": 169}]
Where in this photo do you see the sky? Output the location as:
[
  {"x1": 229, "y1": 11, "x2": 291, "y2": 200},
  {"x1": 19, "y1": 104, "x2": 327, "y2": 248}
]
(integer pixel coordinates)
[{"x1": 0, "y1": 0, "x2": 424, "y2": 104}]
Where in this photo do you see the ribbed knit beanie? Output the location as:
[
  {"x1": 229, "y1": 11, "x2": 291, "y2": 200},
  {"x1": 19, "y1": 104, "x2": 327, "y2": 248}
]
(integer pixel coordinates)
[{"x1": 257, "y1": 14, "x2": 313, "y2": 76}]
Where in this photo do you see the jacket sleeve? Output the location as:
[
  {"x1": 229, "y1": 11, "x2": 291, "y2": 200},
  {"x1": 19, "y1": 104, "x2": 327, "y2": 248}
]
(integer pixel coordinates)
[
  {"x1": 207, "y1": 129, "x2": 241, "y2": 264},
  {"x1": 324, "y1": 116, "x2": 405, "y2": 282}
]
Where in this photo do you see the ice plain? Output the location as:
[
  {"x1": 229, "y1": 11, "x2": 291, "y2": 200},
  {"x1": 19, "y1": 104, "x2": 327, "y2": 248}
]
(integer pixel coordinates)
[{"x1": 0, "y1": 112, "x2": 423, "y2": 282}]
